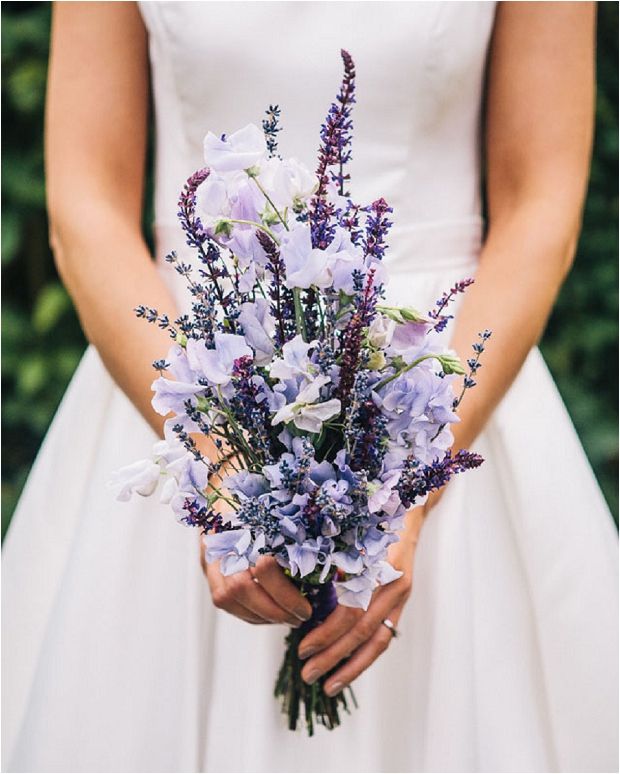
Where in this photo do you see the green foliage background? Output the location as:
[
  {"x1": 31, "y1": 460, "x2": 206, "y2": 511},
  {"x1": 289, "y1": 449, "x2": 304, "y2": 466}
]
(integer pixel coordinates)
[{"x1": 2, "y1": 2, "x2": 618, "y2": 537}]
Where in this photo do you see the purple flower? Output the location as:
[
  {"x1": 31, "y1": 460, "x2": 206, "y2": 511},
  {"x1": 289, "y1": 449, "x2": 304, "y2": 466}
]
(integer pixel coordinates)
[
  {"x1": 226, "y1": 471, "x2": 270, "y2": 500},
  {"x1": 269, "y1": 335, "x2": 315, "y2": 381},
  {"x1": 238, "y1": 299, "x2": 275, "y2": 366},
  {"x1": 186, "y1": 334, "x2": 252, "y2": 392},
  {"x1": 280, "y1": 226, "x2": 331, "y2": 289},
  {"x1": 151, "y1": 376, "x2": 203, "y2": 417},
  {"x1": 204, "y1": 529, "x2": 264, "y2": 575},
  {"x1": 367, "y1": 470, "x2": 401, "y2": 513},
  {"x1": 286, "y1": 540, "x2": 322, "y2": 577}
]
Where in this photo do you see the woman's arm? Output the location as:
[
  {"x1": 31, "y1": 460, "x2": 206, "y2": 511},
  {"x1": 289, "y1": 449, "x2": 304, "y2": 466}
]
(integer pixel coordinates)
[
  {"x1": 47, "y1": 1, "x2": 311, "y2": 625},
  {"x1": 46, "y1": 2, "x2": 176, "y2": 436},
  {"x1": 297, "y1": 1, "x2": 597, "y2": 695},
  {"x1": 450, "y1": 0, "x2": 596, "y2": 450}
]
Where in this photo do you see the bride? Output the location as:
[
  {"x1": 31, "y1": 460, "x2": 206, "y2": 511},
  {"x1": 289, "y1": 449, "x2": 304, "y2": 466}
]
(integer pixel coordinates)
[{"x1": 3, "y1": 2, "x2": 617, "y2": 772}]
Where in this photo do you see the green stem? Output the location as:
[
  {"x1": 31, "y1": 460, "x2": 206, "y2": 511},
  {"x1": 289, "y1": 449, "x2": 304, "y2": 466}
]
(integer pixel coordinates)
[
  {"x1": 293, "y1": 288, "x2": 308, "y2": 340},
  {"x1": 227, "y1": 219, "x2": 280, "y2": 244},
  {"x1": 250, "y1": 175, "x2": 290, "y2": 232},
  {"x1": 374, "y1": 353, "x2": 446, "y2": 391}
]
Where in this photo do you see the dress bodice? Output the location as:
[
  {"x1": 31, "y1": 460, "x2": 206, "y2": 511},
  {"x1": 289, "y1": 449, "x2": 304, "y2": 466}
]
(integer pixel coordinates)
[{"x1": 139, "y1": 1, "x2": 496, "y2": 276}]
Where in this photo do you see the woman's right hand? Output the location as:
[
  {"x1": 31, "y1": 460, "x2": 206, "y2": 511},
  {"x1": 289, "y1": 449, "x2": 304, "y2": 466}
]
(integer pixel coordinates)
[{"x1": 201, "y1": 545, "x2": 313, "y2": 626}]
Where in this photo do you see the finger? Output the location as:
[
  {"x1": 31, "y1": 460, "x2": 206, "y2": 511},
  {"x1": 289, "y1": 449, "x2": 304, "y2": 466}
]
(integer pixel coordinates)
[
  {"x1": 298, "y1": 605, "x2": 362, "y2": 659},
  {"x1": 300, "y1": 591, "x2": 398, "y2": 683},
  {"x1": 252, "y1": 557, "x2": 312, "y2": 622},
  {"x1": 225, "y1": 572, "x2": 302, "y2": 627},
  {"x1": 323, "y1": 623, "x2": 394, "y2": 696},
  {"x1": 208, "y1": 579, "x2": 267, "y2": 624}
]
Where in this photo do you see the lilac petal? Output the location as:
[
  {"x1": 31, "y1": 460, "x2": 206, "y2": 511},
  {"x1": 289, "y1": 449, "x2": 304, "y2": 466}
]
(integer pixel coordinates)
[{"x1": 151, "y1": 377, "x2": 201, "y2": 416}]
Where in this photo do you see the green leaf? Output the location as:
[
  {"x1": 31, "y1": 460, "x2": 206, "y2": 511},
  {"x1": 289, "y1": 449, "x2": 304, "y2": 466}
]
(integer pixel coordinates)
[
  {"x1": 1, "y1": 210, "x2": 21, "y2": 265},
  {"x1": 32, "y1": 284, "x2": 71, "y2": 334}
]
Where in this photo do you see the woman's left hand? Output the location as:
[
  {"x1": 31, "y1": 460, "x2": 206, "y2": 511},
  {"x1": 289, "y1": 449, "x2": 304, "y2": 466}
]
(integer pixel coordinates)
[{"x1": 297, "y1": 510, "x2": 423, "y2": 697}]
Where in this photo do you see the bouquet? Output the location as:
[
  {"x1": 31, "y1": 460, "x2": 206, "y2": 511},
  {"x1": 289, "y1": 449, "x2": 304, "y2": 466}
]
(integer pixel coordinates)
[{"x1": 112, "y1": 50, "x2": 489, "y2": 735}]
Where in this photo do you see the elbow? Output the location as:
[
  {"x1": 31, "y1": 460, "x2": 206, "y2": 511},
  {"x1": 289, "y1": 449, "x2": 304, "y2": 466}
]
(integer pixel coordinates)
[
  {"x1": 47, "y1": 197, "x2": 74, "y2": 282},
  {"x1": 558, "y1": 208, "x2": 584, "y2": 281}
]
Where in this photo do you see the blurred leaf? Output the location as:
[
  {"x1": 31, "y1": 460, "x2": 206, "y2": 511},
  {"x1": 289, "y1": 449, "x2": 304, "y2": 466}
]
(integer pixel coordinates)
[
  {"x1": 1, "y1": 209, "x2": 21, "y2": 264},
  {"x1": 16, "y1": 355, "x2": 47, "y2": 396},
  {"x1": 32, "y1": 283, "x2": 71, "y2": 333},
  {"x1": 7, "y1": 58, "x2": 46, "y2": 113}
]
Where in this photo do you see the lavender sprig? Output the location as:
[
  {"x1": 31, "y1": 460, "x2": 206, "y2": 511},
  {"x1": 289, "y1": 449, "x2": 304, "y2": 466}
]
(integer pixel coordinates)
[
  {"x1": 310, "y1": 49, "x2": 356, "y2": 248},
  {"x1": 257, "y1": 230, "x2": 297, "y2": 346},
  {"x1": 453, "y1": 329, "x2": 492, "y2": 409},
  {"x1": 428, "y1": 278, "x2": 475, "y2": 333},
  {"x1": 398, "y1": 449, "x2": 484, "y2": 508},
  {"x1": 262, "y1": 104, "x2": 282, "y2": 158}
]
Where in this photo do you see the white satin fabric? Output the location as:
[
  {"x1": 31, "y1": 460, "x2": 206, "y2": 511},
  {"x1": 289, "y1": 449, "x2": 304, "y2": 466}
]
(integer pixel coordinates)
[{"x1": 3, "y1": 3, "x2": 618, "y2": 772}]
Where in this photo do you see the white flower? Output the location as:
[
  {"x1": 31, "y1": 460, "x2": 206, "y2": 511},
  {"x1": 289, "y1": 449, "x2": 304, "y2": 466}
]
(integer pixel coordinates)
[
  {"x1": 259, "y1": 157, "x2": 316, "y2": 209},
  {"x1": 271, "y1": 375, "x2": 341, "y2": 433},
  {"x1": 203, "y1": 124, "x2": 267, "y2": 173},
  {"x1": 109, "y1": 459, "x2": 161, "y2": 501},
  {"x1": 368, "y1": 314, "x2": 396, "y2": 348}
]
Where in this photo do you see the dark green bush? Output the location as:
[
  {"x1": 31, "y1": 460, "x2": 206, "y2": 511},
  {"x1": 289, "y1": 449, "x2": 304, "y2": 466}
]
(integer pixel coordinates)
[{"x1": 1, "y1": 2, "x2": 617, "y2": 537}]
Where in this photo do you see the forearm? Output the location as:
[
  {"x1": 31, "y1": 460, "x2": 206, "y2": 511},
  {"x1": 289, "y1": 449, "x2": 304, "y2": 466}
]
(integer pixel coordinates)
[
  {"x1": 448, "y1": 201, "x2": 579, "y2": 451},
  {"x1": 50, "y1": 205, "x2": 178, "y2": 436},
  {"x1": 402, "y1": 203, "x2": 580, "y2": 537}
]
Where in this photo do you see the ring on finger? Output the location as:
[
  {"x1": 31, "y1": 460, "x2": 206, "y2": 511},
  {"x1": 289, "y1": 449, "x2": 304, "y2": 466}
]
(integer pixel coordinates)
[{"x1": 382, "y1": 618, "x2": 399, "y2": 638}]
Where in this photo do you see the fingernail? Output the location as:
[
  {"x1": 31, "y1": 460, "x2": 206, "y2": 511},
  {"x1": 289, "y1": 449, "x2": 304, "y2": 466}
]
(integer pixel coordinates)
[
  {"x1": 298, "y1": 646, "x2": 316, "y2": 660},
  {"x1": 295, "y1": 608, "x2": 312, "y2": 622},
  {"x1": 325, "y1": 681, "x2": 345, "y2": 697},
  {"x1": 303, "y1": 668, "x2": 320, "y2": 685}
]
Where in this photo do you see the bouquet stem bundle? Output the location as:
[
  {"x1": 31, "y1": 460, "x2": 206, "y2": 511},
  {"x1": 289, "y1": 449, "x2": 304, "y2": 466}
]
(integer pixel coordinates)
[{"x1": 275, "y1": 582, "x2": 356, "y2": 735}]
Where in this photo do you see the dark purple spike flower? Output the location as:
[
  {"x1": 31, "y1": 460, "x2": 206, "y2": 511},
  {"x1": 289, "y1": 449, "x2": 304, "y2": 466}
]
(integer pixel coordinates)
[
  {"x1": 180, "y1": 498, "x2": 224, "y2": 534},
  {"x1": 256, "y1": 230, "x2": 297, "y2": 346},
  {"x1": 177, "y1": 170, "x2": 239, "y2": 328},
  {"x1": 428, "y1": 278, "x2": 475, "y2": 332},
  {"x1": 345, "y1": 370, "x2": 389, "y2": 476},
  {"x1": 230, "y1": 356, "x2": 275, "y2": 461},
  {"x1": 336, "y1": 268, "x2": 378, "y2": 409},
  {"x1": 178, "y1": 168, "x2": 210, "y2": 247},
  {"x1": 262, "y1": 104, "x2": 282, "y2": 159},
  {"x1": 398, "y1": 449, "x2": 484, "y2": 508},
  {"x1": 310, "y1": 49, "x2": 357, "y2": 249},
  {"x1": 362, "y1": 197, "x2": 393, "y2": 268}
]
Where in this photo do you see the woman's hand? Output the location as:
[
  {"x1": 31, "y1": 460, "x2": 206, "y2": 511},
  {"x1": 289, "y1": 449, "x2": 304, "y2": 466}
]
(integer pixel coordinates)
[
  {"x1": 198, "y1": 450, "x2": 312, "y2": 627},
  {"x1": 296, "y1": 511, "x2": 423, "y2": 698},
  {"x1": 201, "y1": 547, "x2": 313, "y2": 627}
]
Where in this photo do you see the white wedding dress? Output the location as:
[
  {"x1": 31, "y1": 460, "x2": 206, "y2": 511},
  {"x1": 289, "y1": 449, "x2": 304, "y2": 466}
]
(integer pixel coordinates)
[{"x1": 3, "y1": 3, "x2": 618, "y2": 772}]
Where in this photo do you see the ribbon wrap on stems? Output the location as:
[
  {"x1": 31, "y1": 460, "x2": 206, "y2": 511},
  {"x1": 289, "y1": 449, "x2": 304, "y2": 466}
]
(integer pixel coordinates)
[{"x1": 274, "y1": 580, "x2": 357, "y2": 735}]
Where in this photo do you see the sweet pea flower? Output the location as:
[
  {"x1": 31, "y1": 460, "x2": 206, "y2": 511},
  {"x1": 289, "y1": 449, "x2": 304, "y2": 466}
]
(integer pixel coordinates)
[
  {"x1": 368, "y1": 314, "x2": 396, "y2": 348},
  {"x1": 271, "y1": 375, "x2": 341, "y2": 433},
  {"x1": 269, "y1": 335, "x2": 316, "y2": 381},
  {"x1": 203, "y1": 529, "x2": 264, "y2": 575},
  {"x1": 280, "y1": 226, "x2": 332, "y2": 289},
  {"x1": 186, "y1": 334, "x2": 252, "y2": 396},
  {"x1": 238, "y1": 299, "x2": 275, "y2": 365},
  {"x1": 109, "y1": 459, "x2": 161, "y2": 501},
  {"x1": 367, "y1": 470, "x2": 402, "y2": 513},
  {"x1": 259, "y1": 157, "x2": 316, "y2": 210},
  {"x1": 203, "y1": 124, "x2": 267, "y2": 173},
  {"x1": 151, "y1": 376, "x2": 204, "y2": 417},
  {"x1": 335, "y1": 561, "x2": 402, "y2": 609}
]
